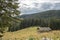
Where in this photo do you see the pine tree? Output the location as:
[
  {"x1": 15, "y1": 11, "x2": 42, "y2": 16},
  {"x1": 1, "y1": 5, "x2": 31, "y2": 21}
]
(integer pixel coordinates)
[{"x1": 0, "y1": 0, "x2": 20, "y2": 33}]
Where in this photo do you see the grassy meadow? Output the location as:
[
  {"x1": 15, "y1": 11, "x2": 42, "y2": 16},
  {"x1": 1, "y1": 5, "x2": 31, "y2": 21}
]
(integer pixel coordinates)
[{"x1": 1, "y1": 26, "x2": 60, "y2": 40}]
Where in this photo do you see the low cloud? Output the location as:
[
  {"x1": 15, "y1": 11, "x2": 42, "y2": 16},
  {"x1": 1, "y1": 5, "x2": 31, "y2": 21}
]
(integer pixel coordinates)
[{"x1": 19, "y1": 0, "x2": 60, "y2": 14}]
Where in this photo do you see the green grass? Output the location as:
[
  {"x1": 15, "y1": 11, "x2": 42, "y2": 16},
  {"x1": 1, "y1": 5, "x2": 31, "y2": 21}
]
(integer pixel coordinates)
[{"x1": 2, "y1": 26, "x2": 60, "y2": 40}]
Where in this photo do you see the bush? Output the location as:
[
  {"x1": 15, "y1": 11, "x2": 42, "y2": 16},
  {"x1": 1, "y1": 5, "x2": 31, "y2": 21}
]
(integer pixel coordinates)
[
  {"x1": 50, "y1": 19, "x2": 60, "y2": 30},
  {"x1": 28, "y1": 37, "x2": 35, "y2": 40}
]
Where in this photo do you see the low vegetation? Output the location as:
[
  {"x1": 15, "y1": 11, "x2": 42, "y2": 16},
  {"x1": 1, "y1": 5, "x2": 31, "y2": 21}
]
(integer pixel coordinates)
[{"x1": 2, "y1": 27, "x2": 60, "y2": 40}]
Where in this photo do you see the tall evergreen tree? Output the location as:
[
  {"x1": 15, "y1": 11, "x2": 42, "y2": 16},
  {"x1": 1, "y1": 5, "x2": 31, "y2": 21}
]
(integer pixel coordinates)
[{"x1": 0, "y1": 0, "x2": 20, "y2": 32}]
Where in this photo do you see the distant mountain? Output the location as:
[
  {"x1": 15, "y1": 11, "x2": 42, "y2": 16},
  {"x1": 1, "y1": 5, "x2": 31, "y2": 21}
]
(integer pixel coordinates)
[
  {"x1": 19, "y1": 10, "x2": 60, "y2": 19},
  {"x1": 20, "y1": 2, "x2": 60, "y2": 14}
]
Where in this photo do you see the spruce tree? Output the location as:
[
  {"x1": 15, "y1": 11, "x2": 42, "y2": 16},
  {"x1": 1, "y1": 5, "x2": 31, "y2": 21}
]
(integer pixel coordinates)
[{"x1": 0, "y1": 0, "x2": 20, "y2": 33}]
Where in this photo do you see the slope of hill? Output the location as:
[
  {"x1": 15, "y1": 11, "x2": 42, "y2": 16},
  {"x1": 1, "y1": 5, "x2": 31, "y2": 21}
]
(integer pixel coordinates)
[
  {"x1": 20, "y1": 10, "x2": 60, "y2": 19},
  {"x1": 3, "y1": 27, "x2": 60, "y2": 40},
  {"x1": 9, "y1": 10, "x2": 60, "y2": 32}
]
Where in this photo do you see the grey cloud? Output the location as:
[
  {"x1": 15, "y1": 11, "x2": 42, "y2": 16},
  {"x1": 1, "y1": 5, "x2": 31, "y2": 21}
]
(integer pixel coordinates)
[
  {"x1": 53, "y1": 3, "x2": 60, "y2": 10},
  {"x1": 20, "y1": 2, "x2": 60, "y2": 14},
  {"x1": 21, "y1": 7, "x2": 41, "y2": 14},
  {"x1": 41, "y1": 3, "x2": 53, "y2": 10}
]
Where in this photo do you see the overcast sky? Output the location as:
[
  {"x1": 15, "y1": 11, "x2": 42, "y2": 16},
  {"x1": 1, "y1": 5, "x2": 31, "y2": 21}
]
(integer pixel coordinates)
[{"x1": 18, "y1": 0, "x2": 60, "y2": 15}]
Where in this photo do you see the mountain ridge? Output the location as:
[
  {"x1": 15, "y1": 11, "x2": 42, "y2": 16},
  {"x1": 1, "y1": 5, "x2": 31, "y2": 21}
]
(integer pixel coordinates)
[{"x1": 19, "y1": 10, "x2": 60, "y2": 19}]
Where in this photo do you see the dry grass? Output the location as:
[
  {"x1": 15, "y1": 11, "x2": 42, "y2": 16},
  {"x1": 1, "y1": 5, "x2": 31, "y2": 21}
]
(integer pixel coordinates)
[{"x1": 2, "y1": 26, "x2": 60, "y2": 40}]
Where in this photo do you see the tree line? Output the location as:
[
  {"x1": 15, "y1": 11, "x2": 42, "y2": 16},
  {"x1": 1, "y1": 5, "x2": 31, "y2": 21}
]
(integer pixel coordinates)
[{"x1": 8, "y1": 18, "x2": 60, "y2": 32}]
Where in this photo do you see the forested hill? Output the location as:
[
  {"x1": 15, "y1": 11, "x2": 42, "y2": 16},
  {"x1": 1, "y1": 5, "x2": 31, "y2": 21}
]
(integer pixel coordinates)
[
  {"x1": 19, "y1": 10, "x2": 60, "y2": 19},
  {"x1": 9, "y1": 10, "x2": 60, "y2": 31}
]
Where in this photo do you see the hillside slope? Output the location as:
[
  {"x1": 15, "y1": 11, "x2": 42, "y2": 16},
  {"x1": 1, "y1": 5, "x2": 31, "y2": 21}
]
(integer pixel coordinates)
[
  {"x1": 20, "y1": 10, "x2": 60, "y2": 19},
  {"x1": 3, "y1": 27, "x2": 60, "y2": 40}
]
